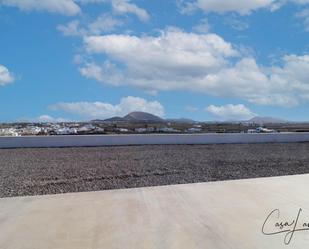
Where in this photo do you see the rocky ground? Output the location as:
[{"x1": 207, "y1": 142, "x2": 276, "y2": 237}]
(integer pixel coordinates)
[{"x1": 1, "y1": 143, "x2": 309, "y2": 198}]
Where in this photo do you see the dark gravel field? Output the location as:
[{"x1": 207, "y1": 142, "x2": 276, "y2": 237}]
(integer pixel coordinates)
[{"x1": 1, "y1": 143, "x2": 309, "y2": 198}]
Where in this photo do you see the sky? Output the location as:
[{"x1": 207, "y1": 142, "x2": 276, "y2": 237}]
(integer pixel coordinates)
[{"x1": 1, "y1": 0, "x2": 309, "y2": 122}]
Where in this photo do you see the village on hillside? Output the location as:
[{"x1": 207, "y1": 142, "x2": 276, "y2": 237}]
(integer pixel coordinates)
[{"x1": 1, "y1": 112, "x2": 309, "y2": 136}]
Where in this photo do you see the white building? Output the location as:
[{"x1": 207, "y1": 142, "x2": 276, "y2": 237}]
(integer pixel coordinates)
[
  {"x1": 78, "y1": 124, "x2": 96, "y2": 132},
  {"x1": 158, "y1": 127, "x2": 179, "y2": 133},
  {"x1": 56, "y1": 127, "x2": 77, "y2": 135},
  {"x1": 135, "y1": 128, "x2": 147, "y2": 133},
  {"x1": 0, "y1": 128, "x2": 20, "y2": 136},
  {"x1": 256, "y1": 127, "x2": 277, "y2": 133},
  {"x1": 117, "y1": 128, "x2": 129, "y2": 132},
  {"x1": 187, "y1": 127, "x2": 202, "y2": 133},
  {"x1": 247, "y1": 129, "x2": 257, "y2": 134}
]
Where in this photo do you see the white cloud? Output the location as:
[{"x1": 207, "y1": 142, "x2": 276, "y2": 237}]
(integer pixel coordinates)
[
  {"x1": 224, "y1": 15, "x2": 250, "y2": 30},
  {"x1": 50, "y1": 96, "x2": 165, "y2": 119},
  {"x1": 0, "y1": 0, "x2": 81, "y2": 15},
  {"x1": 193, "y1": 18, "x2": 211, "y2": 33},
  {"x1": 179, "y1": 0, "x2": 309, "y2": 15},
  {"x1": 83, "y1": 29, "x2": 239, "y2": 85},
  {"x1": 206, "y1": 104, "x2": 256, "y2": 120},
  {"x1": 76, "y1": 0, "x2": 150, "y2": 21},
  {"x1": 179, "y1": 0, "x2": 276, "y2": 15},
  {"x1": 57, "y1": 15, "x2": 123, "y2": 37},
  {"x1": 202, "y1": 56, "x2": 309, "y2": 107},
  {"x1": 57, "y1": 20, "x2": 84, "y2": 36},
  {"x1": 111, "y1": 0, "x2": 150, "y2": 22},
  {"x1": 78, "y1": 61, "x2": 123, "y2": 84},
  {"x1": 79, "y1": 62, "x2": 105, "y2": 81},
  {"x1": 79, "y1": 29, "x2": 309, "y2": 107},
  {"x1": 0, "y1": 65, "x2": 14, "y2": 86},
  {"x1": 88, "y1": 14, "x2": 123, "y2": 34},
  {"x1": 296, "y1": 8, "x2": 309, "y2": 31}
]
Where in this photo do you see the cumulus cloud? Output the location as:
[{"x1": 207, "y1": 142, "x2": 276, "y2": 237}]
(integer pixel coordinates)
[
  {"x1": 57, "y1": 14, "x2": 123, "y2": 36},
  {"x1": 224, "y1": 15, "x2": 250, "y2": 30},
  {"x1": 79, "y1": 62, "x2": 105, "y2": 81},
  {"x1": 76, "y1": 0, "x2": 150, "y2": 21},
  {"x1": 0, "y1": 65, "x2": 14, "y2": 86},
  {"x1": 50, "y1": 96, "x2": 165, "y2": 119},
  {"x1": 0, "y1": 0, "x2": 81, "y2": 15},
  {"x1": 83, "y1": 28, "x2": 239, "y2": 87},
  {"x1": 202, "y1": 57, "x2": 299, "y2": 107},
  {"x1": 78, "y1": 61, "x2": 124, "y2": 84},
  {"x1": 179, "y1": 0, "x2": 309, "y2": 15},
  {"x1": 1, "y1": 0, "x2": 149, "y2": 19},
  {"x1": 179, "y1": 0, "x2": 276, "y2": 15},
  {"x1": 296, "y1": 8, "x2": 309, "y2": 31},
  {"x1": 206, "y1": 104, "x2": 256, "y2": 121},
  {"x1": 57, "y1": 20, "x2": 83, "y2": 36},
  {"x1": 195, "y1": 56, "x2": 309, "y2": 107},
  {"x1": 79, "y1": 29, "x2": 309, "y2": 107},
  {"x1": 193, "y1": 18, "x2": 211, "y2": 33},
  {"x1": 111, "y1": 0, "x2": 150, "y2": 22},
  {"x1": 89, "y1": 14, "x2": 123, "y2": 34}
]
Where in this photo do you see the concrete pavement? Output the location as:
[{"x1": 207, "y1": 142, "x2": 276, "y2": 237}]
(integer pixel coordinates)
[{"x1": 1, "y1": 174, "x2": 309, "y2": 248}]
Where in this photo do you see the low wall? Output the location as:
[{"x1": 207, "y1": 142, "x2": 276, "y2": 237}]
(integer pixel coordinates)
[{"x1": 0, "y1": 133, "x2": 309, "y2": 148}]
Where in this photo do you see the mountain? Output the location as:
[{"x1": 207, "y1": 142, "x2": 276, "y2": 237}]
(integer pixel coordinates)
[
  {"x1": 102, "y1": 117, "x2": 126, "y2": 122},
  {"x1": 91, "y1": 117, "x2": 125, "y2": 123},
  {"x1": 123, "y1": 112, "x2": 165, "y2": 123},
  {"x1": 246, "y1": 116, "x2": 287, "y2": 124},
  {"x1": 92, "y1": 112, "x2": 165, "y2": 123},
  {"x1": 166, "y1": 118, "x2": 197, "y2": 124}
]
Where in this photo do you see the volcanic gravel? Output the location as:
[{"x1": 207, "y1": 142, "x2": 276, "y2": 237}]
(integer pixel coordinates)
[{"x1": 1, "y1": 143, "x2": 309, "y2": 198}]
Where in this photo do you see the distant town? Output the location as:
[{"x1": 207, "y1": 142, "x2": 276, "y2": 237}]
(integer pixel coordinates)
[{"x1": 1, "y1": 112, "x2": 309, "y2": 136}]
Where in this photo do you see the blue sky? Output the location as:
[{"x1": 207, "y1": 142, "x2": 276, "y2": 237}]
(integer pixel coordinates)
[{"x1": 1, "y1": 0, "x2": 309, "y2": 122}]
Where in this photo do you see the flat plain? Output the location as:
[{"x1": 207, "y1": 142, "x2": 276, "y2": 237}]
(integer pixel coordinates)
[{"x1": 1, "y1": 143, "x2": 309, "y2": 198}]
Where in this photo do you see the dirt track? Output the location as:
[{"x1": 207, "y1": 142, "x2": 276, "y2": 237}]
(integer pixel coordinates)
[{"x1": 1, "y1": 143, "x2": 309, "y2": 198}]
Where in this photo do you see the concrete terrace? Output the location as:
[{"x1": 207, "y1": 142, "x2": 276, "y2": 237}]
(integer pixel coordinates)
[{"x1": 1, "y1": 174, "x2": 309, "y2": 249}]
